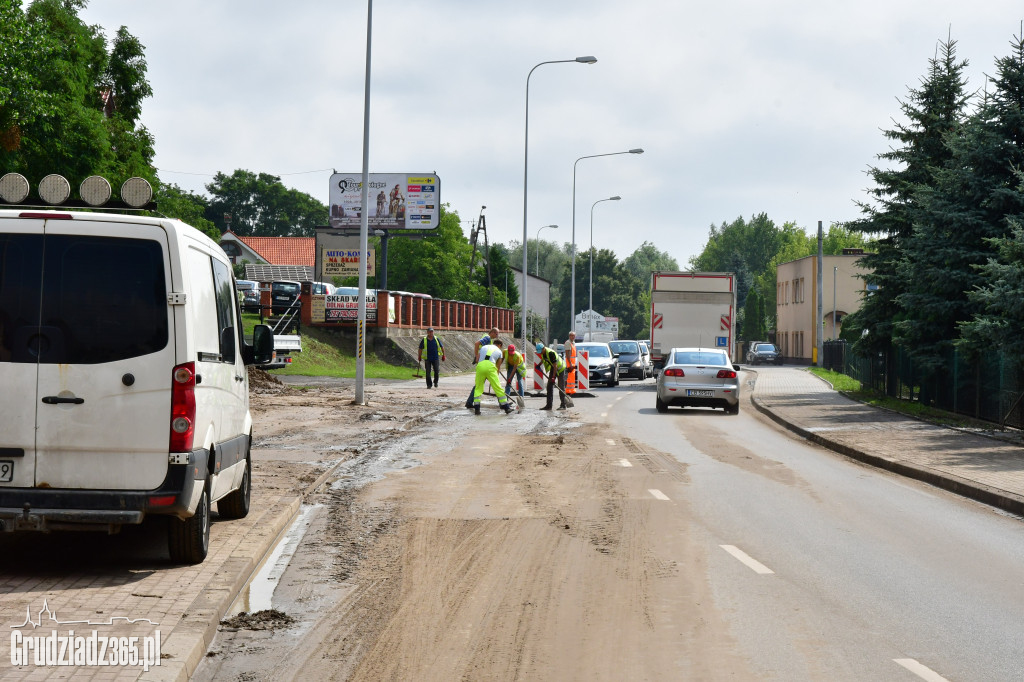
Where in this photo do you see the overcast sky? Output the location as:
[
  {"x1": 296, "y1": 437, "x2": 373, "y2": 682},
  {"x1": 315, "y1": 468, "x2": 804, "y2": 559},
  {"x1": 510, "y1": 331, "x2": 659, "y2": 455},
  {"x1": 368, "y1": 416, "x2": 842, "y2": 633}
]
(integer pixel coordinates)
[{"x1": 81, "y1": 1, "x2": 1022, "y2": 267}]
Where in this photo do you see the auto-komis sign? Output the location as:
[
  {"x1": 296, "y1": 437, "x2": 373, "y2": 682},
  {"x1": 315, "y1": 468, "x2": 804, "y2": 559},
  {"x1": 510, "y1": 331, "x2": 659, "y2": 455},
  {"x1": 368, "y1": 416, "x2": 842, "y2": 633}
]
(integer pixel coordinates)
[{"x1": 322, "y1": 248, "x2": 374, "y2": 277}]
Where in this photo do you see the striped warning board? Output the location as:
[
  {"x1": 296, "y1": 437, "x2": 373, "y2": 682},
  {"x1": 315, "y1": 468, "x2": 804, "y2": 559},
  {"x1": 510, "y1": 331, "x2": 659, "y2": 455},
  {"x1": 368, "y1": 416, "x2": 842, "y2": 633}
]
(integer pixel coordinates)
[
  {"x1": 721, "y1": 314, "x2": 731, "y2": 331},
  {"x1": 577, "y1": 351, "x2": 589, "y2": 391},
  {"x1": 652, "y1": 312, "x2": 663, "y2": 329},
  {"x1": 533, "y1": 358, "x2": 544, "y2": 391}
]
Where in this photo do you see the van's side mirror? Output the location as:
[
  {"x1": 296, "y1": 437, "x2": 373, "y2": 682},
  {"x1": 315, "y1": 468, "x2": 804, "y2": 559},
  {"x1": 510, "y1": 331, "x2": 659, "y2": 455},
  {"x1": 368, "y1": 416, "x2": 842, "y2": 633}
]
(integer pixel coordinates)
[
  {"x1": 733, "y1": 364, "x2": 741, "y2": 372},
  {"x1": 245, "y1": 324, "x2": 273, "y2": 365}
]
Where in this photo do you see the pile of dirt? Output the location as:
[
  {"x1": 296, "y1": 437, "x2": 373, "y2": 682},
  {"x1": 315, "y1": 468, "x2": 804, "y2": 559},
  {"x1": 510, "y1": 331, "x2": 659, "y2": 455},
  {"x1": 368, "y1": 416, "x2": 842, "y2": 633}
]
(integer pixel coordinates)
[
  {"x1": 247, "y1": 366, "x2": 284, "y2": 393},
  {"x1": 220, "y1": 609, "x2": 295, "y2": 631}
]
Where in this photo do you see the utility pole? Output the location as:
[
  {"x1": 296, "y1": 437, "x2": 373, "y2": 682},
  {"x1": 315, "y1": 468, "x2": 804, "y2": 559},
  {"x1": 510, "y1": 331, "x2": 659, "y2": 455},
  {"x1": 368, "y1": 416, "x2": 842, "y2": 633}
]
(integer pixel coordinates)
[{"x1": 816, "y1": 220, "x2": 823, "y2": 367}]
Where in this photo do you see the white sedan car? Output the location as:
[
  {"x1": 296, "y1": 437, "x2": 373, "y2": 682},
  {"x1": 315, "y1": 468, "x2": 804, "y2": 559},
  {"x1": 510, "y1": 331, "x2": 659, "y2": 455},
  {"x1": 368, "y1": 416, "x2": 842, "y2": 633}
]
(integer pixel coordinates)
[{"x1": 656, "y1": 347, "x2": 740, "y2": 414}]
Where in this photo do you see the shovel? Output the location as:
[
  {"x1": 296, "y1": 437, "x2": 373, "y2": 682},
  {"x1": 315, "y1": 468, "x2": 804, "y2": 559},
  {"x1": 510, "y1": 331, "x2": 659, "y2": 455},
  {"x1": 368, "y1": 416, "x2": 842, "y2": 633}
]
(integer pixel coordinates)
[
  {"x1": 413, "y1": 360, "x2": 423, "y2": 378},
  {"x1": 547, "y1": 374, "x2": 575, "y2": 408}
]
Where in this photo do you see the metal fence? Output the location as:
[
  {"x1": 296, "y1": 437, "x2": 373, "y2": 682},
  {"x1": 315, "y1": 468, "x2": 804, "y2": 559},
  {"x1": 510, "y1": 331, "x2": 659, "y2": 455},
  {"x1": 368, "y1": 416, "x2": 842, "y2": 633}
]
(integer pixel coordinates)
[{"x1": 831, "y1": 340, "x2": 1024, "y2": 429}]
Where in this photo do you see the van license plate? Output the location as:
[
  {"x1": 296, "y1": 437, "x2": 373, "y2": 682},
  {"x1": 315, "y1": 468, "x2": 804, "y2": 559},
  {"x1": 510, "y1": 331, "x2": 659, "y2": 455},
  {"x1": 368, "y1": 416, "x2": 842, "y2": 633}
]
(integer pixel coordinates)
[
  {"x1": 0, "y1": 461, "x2": 13, "y2": 482},
  {"x1": 687, "y1": 389, "x2": 714, "y2": 397}
]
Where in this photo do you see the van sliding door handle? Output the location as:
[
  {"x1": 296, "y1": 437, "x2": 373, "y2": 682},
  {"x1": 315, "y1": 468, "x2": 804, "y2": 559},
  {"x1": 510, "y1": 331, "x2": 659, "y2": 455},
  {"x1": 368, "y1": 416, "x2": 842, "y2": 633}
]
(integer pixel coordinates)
[{"x1": 42, "y1": 396, "x2": 85, "y2": 405}]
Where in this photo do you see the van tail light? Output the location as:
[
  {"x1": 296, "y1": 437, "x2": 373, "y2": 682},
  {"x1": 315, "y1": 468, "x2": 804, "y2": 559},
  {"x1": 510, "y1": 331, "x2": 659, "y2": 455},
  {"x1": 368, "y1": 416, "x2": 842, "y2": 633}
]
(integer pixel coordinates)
[
  {"x1": 717, "y1": 369, "x2": 737, "y2": 379},
  {"x1": 170, "y1": 362, "x2": 196, "y2": 452},
  {"x1": 664, "y1": 368, "x2": 685, "y2": 377}
]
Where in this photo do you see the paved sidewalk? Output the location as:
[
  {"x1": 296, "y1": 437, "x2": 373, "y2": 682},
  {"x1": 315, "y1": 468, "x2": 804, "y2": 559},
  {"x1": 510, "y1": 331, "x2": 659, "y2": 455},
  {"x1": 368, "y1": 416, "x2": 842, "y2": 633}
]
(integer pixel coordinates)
[{"x1": 750, "y1": 366, "x2": 1024, "y2": 516}]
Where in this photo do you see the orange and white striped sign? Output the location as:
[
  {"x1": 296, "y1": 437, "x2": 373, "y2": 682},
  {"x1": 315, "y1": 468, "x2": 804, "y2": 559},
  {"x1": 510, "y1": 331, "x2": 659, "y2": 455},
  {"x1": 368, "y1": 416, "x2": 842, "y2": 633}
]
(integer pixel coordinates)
[
  {"x1": 533, "y1": 358, "x2": 544, "y2": 391},
  {"x1": 652, "y1": 312, "x2": 663, "y2": 329},
  {"x1": 577, "y1": 351, "x2": 589, "y2": 391}
]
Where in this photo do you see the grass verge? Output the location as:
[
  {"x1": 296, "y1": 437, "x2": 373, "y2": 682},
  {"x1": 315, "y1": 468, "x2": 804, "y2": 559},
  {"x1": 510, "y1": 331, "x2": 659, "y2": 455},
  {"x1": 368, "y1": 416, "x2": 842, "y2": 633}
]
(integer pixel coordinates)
[{"x1": 807, "y1": 367, "x2": 1001, "y2": 431}]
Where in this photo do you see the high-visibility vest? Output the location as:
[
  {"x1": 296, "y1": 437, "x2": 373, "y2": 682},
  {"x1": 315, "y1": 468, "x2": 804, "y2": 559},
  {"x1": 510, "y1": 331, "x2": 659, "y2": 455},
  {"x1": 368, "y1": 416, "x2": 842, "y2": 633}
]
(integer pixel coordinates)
[{"x1": 541, "y1": 348, "x2": 566, "y2": 374}]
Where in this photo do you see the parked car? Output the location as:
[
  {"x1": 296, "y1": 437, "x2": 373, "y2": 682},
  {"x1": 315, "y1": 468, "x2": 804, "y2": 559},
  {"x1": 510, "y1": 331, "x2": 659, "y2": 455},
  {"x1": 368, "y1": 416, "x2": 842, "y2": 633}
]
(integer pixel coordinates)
[
  {"x1": 746, "y1": 341, "x2": 782, "y2": 365},
  {"x1": 608, "y1": 340, "x2": 646, "y2": 380},
  {"x1": 0, "y1": 186, "x2": 273, "y2": 564},
  {"x1": 638, "y1": 340, "x2": 653, "y2": 378},
  {"x1": 235, "y1": 279, "x2": 261, "y2": 313},
  {"x1": 575, "y1": 342, "x2": 619, "y2": 387},
  {"x1": 311, "y1": 281, "x2": 335, "y2": 296},
  {"x1": 271, "y1": 280, "x2": 302, "y2": 315},
  {"x1": 656, "y1": 347, "x2": 740, "y2": 414}
]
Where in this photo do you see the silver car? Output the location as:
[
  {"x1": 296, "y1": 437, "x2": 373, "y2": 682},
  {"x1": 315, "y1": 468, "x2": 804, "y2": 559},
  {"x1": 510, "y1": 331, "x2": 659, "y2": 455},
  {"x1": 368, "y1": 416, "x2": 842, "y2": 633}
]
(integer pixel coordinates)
[{"x1": 656, "y1": 347, "x2": 740, "y2": 414}]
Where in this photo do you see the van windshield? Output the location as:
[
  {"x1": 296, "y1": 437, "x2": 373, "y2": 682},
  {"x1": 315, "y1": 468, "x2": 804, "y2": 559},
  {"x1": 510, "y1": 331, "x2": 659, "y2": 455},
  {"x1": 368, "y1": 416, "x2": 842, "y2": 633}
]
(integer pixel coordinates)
[{"x1": 0, "y1": 234, "x2": 168, "y2": 364}]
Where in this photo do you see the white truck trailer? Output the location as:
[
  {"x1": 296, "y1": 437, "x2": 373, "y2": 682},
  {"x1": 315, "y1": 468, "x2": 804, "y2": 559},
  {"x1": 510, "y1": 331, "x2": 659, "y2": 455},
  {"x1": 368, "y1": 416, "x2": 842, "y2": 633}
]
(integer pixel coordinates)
[{"x1": 649, "y1": 271, "x2": 737, "y2": 372}]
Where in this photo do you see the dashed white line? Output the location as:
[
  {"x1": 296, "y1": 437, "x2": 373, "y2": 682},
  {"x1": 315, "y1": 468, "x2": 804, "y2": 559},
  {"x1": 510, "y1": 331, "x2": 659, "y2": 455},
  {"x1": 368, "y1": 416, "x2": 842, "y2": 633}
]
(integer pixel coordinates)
[
  {"x1": 605, "y1": 439, "x2": 616, "y2": 445},
  {"x1": 894, "y1": 659, "x2": 950, "y2": 682},
  {"x1": 648, "y1": 489, "x2": 670, "y2": 500},
  {"x1": 719, "y1": 545, "x2": 774, "y2": 574},
  {"x1": 601, "y1": 412, "x2": 608, "y2": 417},
  {"x1": 618, "y1": 459, "x2": 633, "y2": 467}
]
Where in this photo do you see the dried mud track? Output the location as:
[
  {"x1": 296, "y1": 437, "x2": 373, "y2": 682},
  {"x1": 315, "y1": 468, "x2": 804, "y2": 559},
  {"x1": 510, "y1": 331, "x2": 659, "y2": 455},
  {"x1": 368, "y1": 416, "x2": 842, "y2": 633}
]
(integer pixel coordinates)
[{"x1": 282, "y1": 412, "x2": 751, "y2": 680}]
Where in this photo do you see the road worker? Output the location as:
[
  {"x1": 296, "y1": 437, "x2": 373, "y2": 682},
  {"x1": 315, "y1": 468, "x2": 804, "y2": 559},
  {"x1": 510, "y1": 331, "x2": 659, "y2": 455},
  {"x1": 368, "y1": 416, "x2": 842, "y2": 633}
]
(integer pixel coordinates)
[
  {"x1": 504, "y1": 343, "x2": 527, "y2": 398},
  {"x1": 536, "y1": 342, "x2": 568, "y2": 410},
  {"x1": 565, "y1": 330, "x2": 578, "y2": 394},
  {"x1": 474, "y1": 339, "x2": 512, "y2": 415},
  {"x1": 466, "y1": 327, "x2": 503, "y2": 409}
]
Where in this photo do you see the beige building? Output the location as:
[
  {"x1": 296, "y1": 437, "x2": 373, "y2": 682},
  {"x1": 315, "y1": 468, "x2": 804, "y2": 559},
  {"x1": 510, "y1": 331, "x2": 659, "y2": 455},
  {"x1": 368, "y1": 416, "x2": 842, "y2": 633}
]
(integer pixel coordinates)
[{"x1": 775, "y1": 250, "x2": 871, "y2": 364}]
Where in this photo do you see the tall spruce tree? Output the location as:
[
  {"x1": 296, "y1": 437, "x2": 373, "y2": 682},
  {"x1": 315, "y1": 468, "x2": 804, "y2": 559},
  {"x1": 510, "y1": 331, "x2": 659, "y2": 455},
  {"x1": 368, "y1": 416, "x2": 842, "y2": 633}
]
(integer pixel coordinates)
[
  {"x1": 847, "y1": 38, "x2": 969, "y2": 377},
  {"x1": 897, "y1": 33, "x2": 1024, "y2": 376}
]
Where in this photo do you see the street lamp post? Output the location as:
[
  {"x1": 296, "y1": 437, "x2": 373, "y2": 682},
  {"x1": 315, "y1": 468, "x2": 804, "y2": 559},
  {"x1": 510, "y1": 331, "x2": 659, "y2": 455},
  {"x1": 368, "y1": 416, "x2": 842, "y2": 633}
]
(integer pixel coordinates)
[
  {"x1": 535, "y1": 224, "x2": 558, "y2": 275},
  {"x1": 589, "y1": 196, "x2": 620, "y2": 340},
  {"x1": 522, "y1": 55, "x2": 596, "y2": 353},
  {"x1": 571, "y1": 148, "x2": 642, "y2": 333}
]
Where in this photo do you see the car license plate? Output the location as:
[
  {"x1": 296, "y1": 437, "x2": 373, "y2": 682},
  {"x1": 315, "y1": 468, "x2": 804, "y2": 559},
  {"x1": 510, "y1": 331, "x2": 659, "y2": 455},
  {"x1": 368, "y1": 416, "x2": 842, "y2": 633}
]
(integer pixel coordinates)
[
  {"x1": 687, "y1": 389, "x2": 714, "y2": 397},
  {"x1": 0, "y1": 460, "x2": 13, "y2": 482}
]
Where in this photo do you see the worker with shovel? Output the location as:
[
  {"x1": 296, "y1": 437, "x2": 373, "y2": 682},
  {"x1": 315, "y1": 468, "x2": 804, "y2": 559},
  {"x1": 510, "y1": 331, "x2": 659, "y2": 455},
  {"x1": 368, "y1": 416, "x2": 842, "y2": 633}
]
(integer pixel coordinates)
[
  {"x1": 503, "y1": 344, "x2": 527, "y2": 409},
  {"x1": 536, "y1": 342, "x2": 570, "y2": 410},
  {"x1": 473, "y1": 338, "x2": 513, "y2": 415},
  {"x1": 417, "y1": 327, "x2": 445, "y2": 388}
]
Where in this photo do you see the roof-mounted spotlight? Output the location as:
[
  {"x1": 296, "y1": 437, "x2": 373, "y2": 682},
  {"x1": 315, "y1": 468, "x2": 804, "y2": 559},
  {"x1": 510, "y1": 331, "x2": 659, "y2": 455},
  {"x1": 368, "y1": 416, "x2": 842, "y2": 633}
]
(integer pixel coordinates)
[
  {"x1": 80, "y1": 175, "x2": 112, "y2": 206},
  {"x1": 38, "y1": 174, "x2": 71, "y2": 205},
  {"x1": 0, "y1": 173, "x2": 30, "y2": 204},
  {"x1": 121, "y1": 177, "x2": 153, "y2": 208}
]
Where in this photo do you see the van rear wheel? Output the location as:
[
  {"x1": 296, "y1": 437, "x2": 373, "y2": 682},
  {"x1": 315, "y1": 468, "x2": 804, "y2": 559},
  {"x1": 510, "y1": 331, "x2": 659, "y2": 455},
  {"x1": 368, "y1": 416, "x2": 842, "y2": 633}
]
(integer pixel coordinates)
[
  {"x1": 218, "y1": 454, "x2": 251, "y2": 519},
  {"x1": 168, "y1": 476, "x2": 211, "y2": 564}
]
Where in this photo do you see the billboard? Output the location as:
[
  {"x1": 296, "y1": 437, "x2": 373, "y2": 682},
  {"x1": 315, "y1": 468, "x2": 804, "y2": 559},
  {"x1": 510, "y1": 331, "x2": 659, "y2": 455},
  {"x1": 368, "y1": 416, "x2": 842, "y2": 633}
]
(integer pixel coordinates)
[{"x1": 329, "y1": 173, "x2": 440, "y2": 230}]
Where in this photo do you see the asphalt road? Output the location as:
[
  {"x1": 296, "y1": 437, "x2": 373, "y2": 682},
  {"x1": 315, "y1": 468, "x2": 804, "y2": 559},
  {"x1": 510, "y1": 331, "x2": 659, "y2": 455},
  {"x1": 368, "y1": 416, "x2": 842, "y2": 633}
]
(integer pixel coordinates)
[{"x1": 598, "y1": 374, "x2": 1024, "y2": 682}]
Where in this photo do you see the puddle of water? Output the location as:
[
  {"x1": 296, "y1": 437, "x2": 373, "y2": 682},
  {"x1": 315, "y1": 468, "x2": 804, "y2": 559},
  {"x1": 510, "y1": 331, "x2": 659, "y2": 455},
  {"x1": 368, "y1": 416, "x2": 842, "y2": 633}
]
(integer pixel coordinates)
[{"x1": 229, "y1": 503, "x2": 322, "y2": 615}]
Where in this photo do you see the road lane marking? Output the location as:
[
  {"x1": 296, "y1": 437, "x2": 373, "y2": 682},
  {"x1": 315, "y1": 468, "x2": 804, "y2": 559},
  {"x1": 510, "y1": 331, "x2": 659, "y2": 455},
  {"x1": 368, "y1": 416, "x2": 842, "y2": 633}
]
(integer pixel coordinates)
[
  {"x1": 719, "y1": 545, "x2": 774, "y2": 574},
  {"x1": 618, "y1": 459, "x2": 632, "y2": 467},
  {"x1": 606, "y1": 439, "x2": 616, "y2": 445},
  {"x1": 648, "y1": 489, "x2": 669, "y2": 500},
  {"x1": 894, "y1": 659, "x2": 950, "y2": 682},
  {"x1": 601, "y1": 412, "x2": 608, "y2": 417}
]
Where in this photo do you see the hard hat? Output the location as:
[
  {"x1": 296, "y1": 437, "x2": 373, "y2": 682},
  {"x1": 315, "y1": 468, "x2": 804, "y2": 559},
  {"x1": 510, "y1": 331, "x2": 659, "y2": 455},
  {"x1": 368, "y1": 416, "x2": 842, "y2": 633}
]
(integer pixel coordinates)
[
  {"x1": 507, "y1": 344, "x2": 516, "y2": 354},
  {"x1": 535, "y1": 342, "x2": 544, "y2": 353}
]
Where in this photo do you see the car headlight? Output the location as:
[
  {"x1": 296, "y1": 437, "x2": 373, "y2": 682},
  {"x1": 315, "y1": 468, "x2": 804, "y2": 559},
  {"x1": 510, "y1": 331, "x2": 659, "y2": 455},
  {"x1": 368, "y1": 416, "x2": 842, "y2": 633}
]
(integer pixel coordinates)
[{"x1": 632, "y1": 361, "x2": 642, "y2": 367}]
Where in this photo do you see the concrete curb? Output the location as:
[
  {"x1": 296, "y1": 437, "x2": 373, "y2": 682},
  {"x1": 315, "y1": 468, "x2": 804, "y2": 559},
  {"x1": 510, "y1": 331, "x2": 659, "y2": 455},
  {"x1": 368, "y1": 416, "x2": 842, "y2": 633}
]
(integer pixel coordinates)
[
  {"x1": 750, "y1": 394, "x2": 1024, "y2": 517},
  {"x1": 140, "y1": 494, "x2": 303, "y2": 682}
]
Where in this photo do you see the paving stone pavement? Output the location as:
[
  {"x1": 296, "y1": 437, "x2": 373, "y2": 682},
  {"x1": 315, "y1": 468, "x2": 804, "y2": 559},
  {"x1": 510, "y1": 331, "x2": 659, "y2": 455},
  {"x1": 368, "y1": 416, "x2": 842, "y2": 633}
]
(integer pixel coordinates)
[{"x1": 750, "y1": 366, "x2": 1024, "y2": 516}]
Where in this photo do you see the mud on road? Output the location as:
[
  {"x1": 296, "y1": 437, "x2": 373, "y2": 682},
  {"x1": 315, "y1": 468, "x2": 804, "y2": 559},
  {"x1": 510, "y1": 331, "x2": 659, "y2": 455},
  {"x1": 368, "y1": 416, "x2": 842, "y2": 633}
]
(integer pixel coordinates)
[{"x1": 195, "y1": 373, "x2": 749, "y2": 681}]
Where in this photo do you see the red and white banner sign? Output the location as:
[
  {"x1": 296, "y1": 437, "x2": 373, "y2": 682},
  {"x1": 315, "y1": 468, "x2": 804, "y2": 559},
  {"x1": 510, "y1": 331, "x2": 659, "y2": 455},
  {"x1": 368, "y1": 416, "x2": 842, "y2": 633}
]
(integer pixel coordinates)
[
  {"x1": 652, "y1": 312, "x2": 663, "y2": 329},
  {"x1": 720, "y1": 314, "x2": 731, "y2": 331}
]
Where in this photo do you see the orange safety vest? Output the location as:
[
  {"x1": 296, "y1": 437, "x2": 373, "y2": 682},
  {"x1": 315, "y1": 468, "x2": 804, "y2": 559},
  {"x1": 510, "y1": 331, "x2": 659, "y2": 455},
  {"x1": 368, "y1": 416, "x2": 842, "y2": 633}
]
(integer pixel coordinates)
[{"x1": 565, "y1": 341, "x2": 578, "y2": 393}]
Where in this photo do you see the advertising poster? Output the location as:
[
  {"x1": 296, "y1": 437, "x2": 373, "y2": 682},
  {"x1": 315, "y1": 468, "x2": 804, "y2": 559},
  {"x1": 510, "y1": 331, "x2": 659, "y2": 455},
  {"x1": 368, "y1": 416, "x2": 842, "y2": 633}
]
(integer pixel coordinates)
[
  {"x1": 322, "y1": 248, "x2": 375, "y2": 278},
  {"x1": 326, "y1": 293, "x2": 377, "y2": 322},
  {"x1": 328, "y1": 173, "x2": 440, "y2": 229}
]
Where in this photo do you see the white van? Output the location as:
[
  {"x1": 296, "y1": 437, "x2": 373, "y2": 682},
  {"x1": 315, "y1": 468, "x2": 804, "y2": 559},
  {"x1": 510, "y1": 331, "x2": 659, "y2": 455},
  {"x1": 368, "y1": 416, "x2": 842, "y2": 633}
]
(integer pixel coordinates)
[{"x1": 0, "y1": 204, "x2": 273, "y2": 563}]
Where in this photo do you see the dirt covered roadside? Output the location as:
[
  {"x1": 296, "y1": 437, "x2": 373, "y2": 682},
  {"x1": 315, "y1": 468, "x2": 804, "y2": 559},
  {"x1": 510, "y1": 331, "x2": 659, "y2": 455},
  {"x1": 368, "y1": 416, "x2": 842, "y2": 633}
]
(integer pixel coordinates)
[{"x1": 195, "y1": 371, "x2": 751, "y2": 681}]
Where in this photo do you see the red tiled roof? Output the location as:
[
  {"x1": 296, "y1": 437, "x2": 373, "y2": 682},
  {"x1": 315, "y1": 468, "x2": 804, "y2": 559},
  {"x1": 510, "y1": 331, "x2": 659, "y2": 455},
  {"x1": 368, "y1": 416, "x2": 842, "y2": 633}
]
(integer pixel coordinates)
[{"x1": 237, "y1": 236, "x2": 315, "y2": 267}]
